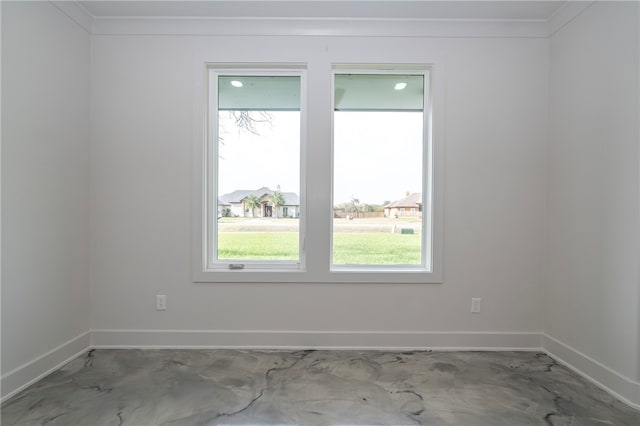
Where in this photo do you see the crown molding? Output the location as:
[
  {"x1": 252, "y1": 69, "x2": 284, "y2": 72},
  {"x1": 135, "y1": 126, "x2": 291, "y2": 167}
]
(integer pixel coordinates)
[
  {"x1": 547, "y1": 1, "x2": 594, "y2": 36},
  {"x1": 50, "y1": 1, "x2": 94, "y2": 33},
  {"x1": 51, "y1": 1, "x2": 594, "y2": 39},
  {"x1": 92, "y1": 17, "x2": 550, "y2": 38}
]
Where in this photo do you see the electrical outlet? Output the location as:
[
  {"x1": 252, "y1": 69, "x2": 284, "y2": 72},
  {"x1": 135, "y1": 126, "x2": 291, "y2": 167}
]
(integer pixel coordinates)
[
  {"x1": 156, "y1": 295, "x2": 167, "y2": 311},
  {"x1": 471, "y1": 298, "x2": 481, "y2": 313}
]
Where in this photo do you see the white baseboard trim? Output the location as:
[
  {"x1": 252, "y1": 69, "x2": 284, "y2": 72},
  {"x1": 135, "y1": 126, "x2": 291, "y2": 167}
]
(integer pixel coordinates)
[
  {"x1": 542, "y1": 334, "x2": 640, "y2": 410},
  {"x1": 1, "y1": 331, "x2": 91, "y2": 403},
  {"x1": 91, "y1": 329, "x2": 542, "y2": 351}
]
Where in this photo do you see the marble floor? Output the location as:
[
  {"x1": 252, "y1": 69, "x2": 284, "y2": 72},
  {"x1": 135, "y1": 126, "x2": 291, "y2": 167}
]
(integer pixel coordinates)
[{"x1": 2, "y1": 349, "x2": 639, "y2": 426}]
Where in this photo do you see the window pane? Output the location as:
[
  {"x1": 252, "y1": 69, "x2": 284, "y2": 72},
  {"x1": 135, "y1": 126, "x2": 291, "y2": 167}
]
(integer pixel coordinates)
[
  {"x1": 333, "y1": 73, "x2": 424, "y2": 266},
  {"x1": 216, "y1": 75, "x2": 301, "y2": 262}
]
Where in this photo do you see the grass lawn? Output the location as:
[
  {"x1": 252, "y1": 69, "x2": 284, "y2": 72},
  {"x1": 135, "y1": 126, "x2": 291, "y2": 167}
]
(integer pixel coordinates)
[
  {"x1": 217, "y1": 232, "x2": 421, "y2": 264},
  {"x1": 217, "y1": 232, "x2": 298, "y2": 260},
  {"x1": 333, "y1": 233, "x2": 421, "y2": 265}
]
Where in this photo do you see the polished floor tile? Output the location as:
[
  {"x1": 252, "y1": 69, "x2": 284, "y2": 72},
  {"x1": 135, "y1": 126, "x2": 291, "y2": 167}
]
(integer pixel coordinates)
[{"x1": 2, "y1": 349, "x2": 639, "y2": 425}]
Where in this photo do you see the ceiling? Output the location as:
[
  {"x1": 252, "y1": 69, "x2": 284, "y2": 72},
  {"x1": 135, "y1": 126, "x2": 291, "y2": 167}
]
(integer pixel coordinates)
[{"x1": 79, "y1": 1, "x2": 568, "y2": 21}]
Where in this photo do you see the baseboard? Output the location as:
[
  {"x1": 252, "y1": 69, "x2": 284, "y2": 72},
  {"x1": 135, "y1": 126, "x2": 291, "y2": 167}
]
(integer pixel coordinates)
[
  {"x1": 91, "y1": 329, "x2": 542, "y2": 351},
  {"x1": 543, "y1": 333, "x2": 640, "y2": 410},
  {"x1": 1, "y1": 331, "x2": 91, "y2": 403}
]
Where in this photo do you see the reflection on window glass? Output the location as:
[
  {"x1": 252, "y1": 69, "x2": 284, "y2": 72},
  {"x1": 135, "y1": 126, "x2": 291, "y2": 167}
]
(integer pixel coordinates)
[{"x1": 333, "y1": 73, "x2": 424, "y2": 266}]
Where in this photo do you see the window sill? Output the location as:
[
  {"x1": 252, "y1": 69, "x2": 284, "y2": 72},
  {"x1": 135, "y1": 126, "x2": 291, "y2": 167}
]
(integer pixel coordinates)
[{"x1": 193, "y1": 269, "x2": 442, "y2": 284}]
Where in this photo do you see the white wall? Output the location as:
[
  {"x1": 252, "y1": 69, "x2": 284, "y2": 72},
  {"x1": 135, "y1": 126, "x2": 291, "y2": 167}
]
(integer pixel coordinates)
[
  {"x1": 545, "y1": 0, "x2": 640, "y2": 402},
  {"x1": 1, "y1": 1, "x2": 91, "y2": 398},
  {"x1": 90, "y1": 34, "x2": 547, "y2": 346}
]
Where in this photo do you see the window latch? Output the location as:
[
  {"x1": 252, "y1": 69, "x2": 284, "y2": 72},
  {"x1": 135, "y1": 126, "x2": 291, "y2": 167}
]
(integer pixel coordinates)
[{"x1": 228, "y1": 264, "x2": 245, "y2": 270}]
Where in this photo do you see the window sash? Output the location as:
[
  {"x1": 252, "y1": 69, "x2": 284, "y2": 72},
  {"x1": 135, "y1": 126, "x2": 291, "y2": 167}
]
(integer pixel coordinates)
[
  {"x1": 330, "y1": 69, "x2": 432, "y2": 272},
  {"x1": 206, "y1": 68, "x2": 307, "y2": 271}
]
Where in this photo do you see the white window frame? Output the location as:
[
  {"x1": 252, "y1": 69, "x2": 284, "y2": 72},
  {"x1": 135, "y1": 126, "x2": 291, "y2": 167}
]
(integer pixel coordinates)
[
  {"x1": 193, "y1": 62, "x2": 443, "y2": 283},
  {"x1": 194, "y1": 65, "x2": 308, "y2": 280},
  {"x1": 330, "y1": 67, "x2": 433, "y2": 274}
]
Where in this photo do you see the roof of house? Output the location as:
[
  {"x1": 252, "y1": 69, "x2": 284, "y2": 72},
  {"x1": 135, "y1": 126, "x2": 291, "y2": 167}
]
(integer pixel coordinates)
[
  {"x1": 385, "y1": 192, "x2": 422, "y2": 208},
  {"x1": 219, "y1": 187, "x2": 300, "y2": 205}
]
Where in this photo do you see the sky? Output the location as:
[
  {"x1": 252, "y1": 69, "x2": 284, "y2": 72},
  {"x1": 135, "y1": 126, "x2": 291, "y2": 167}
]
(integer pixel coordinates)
[{"x1": 217, "y1": 111, "x2": 423, "y2": 205}]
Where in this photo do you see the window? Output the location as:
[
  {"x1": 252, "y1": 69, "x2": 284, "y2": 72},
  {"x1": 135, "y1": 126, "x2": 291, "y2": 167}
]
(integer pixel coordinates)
[
  {"x1": 332, "y1": 71, "x2": 428, "y2": 270},
  {"x1": 194, "y1": 63, "x2": 441, "y2": 283},
  {"x1": 207, "y1": 69, "x2": 305, "y2": 271}
]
